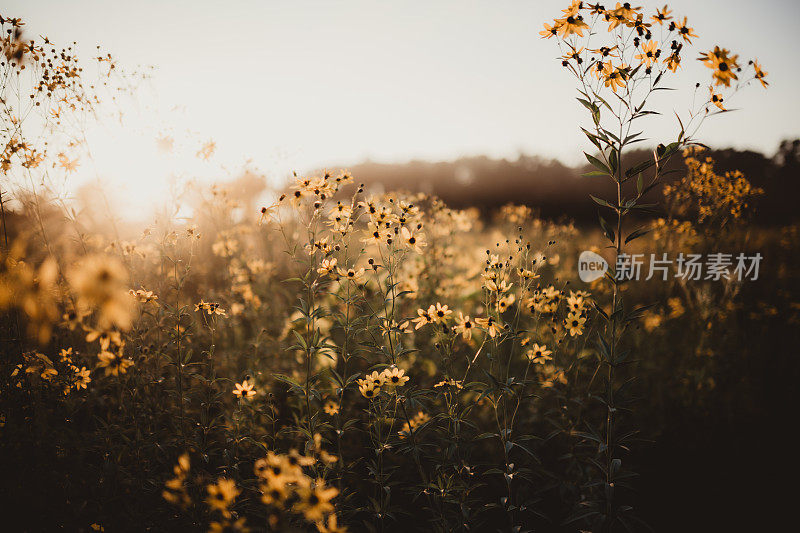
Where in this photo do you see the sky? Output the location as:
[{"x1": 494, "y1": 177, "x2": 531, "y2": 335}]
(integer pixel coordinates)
[{"x1": 4, "y1": 0, "x2": 799, "y2": 217}]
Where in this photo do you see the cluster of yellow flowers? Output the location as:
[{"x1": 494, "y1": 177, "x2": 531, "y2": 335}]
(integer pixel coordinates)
[
  {"x1": 412, "y1": 301, "x2": 507, "y2": 339},
  {"x1": 254, "y1": 441, "x2": 341, "y2": 531},
  {"x1": 10, "y1": 348, "x2": 93, "y2": 394},
  {"x1": 359, "y1": 197, "x2": 427, "y2": 253},
  {"x1": 11, "y1": 351, "x2": 57, "y2": 385},
  {"x1": 259, "y1": 169, "x2": 355, "y2": 228},
  {"x1": 162, "y1": 453, "x2": 192, "y2": 509},
  {"x1": 1, "y1": 242, "x2": 142, "y2": 380},
  {"x1": 526, "y1": 286, "x2": 563, "y2": 315},
  {"x1": 542, "y1": 1, "x2": 767, "y2": 108},
  {"x1": 564, "y1": 290, "x2": 590, "y2": 337},
  {"x1": 164, "y1": 457, "x2": 251, "y2": 532},
  {"x1": 524, "y1": 288, "x2": 590, "y2": 337},
  {"x1": 498, "y1": 204, "x2": 533, "y2": 226},
  {"x1": 542, "y1": 2, "x2": 697, "y2": 87},
  {"x1": 398, "y1": 410, "x2": 431, "y2": 439},
  {"x1": 59, "y1": 347, "x2": 92, "y2": 392},
  {"x1": 664, "y1": 147, "x2": 764, "y2": 224},
  {"x1": 1, "y1": 14, "x2": 123, "y2": 174},
  {"x1": 357, "y1": 366, "x2": 410, "y2": 399},
  {"x1": 163, "y1": 441, "x2": 342, "y2": 532},
  {"x1": 0, "y1": 242, "x2": 58, "y2": 343},
  {"x1": 265, "y1": 183, "x2": 484, "y2": 315},
  {"x1": 195, "y1": 300, "x2": 227, "y2": 317},
  {"x1": 482, "y1": 254, "x2": 523, "y2": 314},
  {"x1": 129, "y1": 288, "x2": 158, "y2": 305},
  {"x1": 283, "y1": 171, "x2": 354, "y2": 209},
  {"x1": 412, "y1": 302, "x2": 453, "y2": 330},
  {"x1": 212, "y1": 230, "x2": 239, "y2": 258},
  {"x1": 651, "y1": 218, "x2": 699, "y2": 248}
]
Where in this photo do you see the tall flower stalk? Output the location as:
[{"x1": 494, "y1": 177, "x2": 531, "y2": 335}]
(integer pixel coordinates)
[{"x1": 542, "y1": 2, "x2": 768, "y2": 529}]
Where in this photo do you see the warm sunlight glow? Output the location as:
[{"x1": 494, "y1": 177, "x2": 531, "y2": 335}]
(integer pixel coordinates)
[{"x1": 0, "y1": 3, "x2": 797, "y2": 531}]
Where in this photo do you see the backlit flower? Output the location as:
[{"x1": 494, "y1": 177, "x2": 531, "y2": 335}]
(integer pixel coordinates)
[
  {"x1": 699, "y1": 46, "x2": 739, "y2": 87},
  {"x1": 475, "y1": 316, "x2": 501, "y2": 338},
  {"x1": 337, "y1": 267, "x2": 365, "y2": 283},
  {"x1": 295, "y1": 481, "x2": 339, "y2": 522},
  {"x1": 316, "y1": 513, "x2": 347, "y2": 533},
  {"x1": 557, "y1": 14, "x2": 589, "y2": 37},
  {"x1": 73, "y1": 366, "x2": 92, "y2": 390},
  {"x1": 400, "y1": 226, "x2": 426, "y2": 253},
  {"x1": 602, "y1": 62, "x2": 627, "y2": 92},
  {"x1": 565, "y1": 313, "x2": 587, "y2": 336},
  {"x1": 206, "y1": 478, "x2": 239, "y2": 517},
  {"x1": 97, "y1": 346, "x2": 134, "y2": 376},
  {"x1": 651, "y1": 5, "x2": 671, "y2": 24},
  {"x1": 358, "y1": 379, "x2": 379, "y2": 399},
  {"x1": 708, "y1": 86, "x2": 725, "y2": 111},
  {"x1": 233, "y1": 379, "x2": 256, "y2": 400},
  {"x1": 324, "y1": 400, "x2": 340, "y2": 415},
  {"x1": 454, "y1": 312, "x2": 475, "y2": 340},
  {"x1": 526, "y1": 344, "x2": 553, "y2": 364},
  {"x1": 635, "y1": 40, "x2": 659, "y2": 67},
  {"x1": 380, "y1": 366, "x2": 409, "y2": 387},
  {"x1": 753, "y1": 60, "x2": 768, "y2": 88},
  {"x1": 68, "y1": 254, "x2": 132, "y2": 331},
  {"x1": 674, "y1": 16, "x2": 697, "y2": 44},
  {"x1": 317, "y1": 258, "x2": 338, "y2": 275},
  {"x1": 431, "y1": 302, "x2": 453, "y2": 323},
  {"x1": 539, "y1": 21, "x2": 561, "y2": 39}
]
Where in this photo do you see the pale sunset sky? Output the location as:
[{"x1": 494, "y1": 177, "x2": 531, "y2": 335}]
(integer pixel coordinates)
[{"x1": 4, "y1": 0, "x2": 798, "y2": 216}]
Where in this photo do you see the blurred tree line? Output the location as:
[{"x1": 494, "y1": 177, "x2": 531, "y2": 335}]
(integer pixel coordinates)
[{"x1": 347, "y1": 139, "x2": 800, "y2": 225}]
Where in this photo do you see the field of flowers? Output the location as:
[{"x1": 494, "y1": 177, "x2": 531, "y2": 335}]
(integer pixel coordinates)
[{"x1": 1, "y1": 3, "x2": 795, "y2": 532}]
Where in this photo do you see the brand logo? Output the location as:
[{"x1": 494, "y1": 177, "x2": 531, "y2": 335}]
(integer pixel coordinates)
[{"x1": 578, "y1": 250, "x2": 608, "y2": 282}]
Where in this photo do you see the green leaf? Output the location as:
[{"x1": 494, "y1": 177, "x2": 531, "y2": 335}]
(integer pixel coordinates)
[
  {"x1": 593, "y1": 302, "x2": 609, "y2": 321},
  {"x1": 273, "y1": 373, "x2": 303, "y2": 390},
  {"x1": 609, "y1": 149, "x2": 618, "y2": 175},
  {"x1": 580, "y1": 127, "x2": 602, "y2": 151},
  {"x1": 584, "y1": 152, "x2": 611, "y2": 174},
  {"x1": 625, "y1": 157, "x2": 656, "y2": 178},
  {"x1": 582, "y1": 170, "x2": 609, "y2": 177},
  {"x1": 599, "y1": 215, "x2": 615, "y2": 243},
  {"x1": 291, "y1": 329, "x2": 307, "y2": 350},
  {"x1": 625, "y1": 227, "x2": 651, "y2": 244},
  {"x1": 577, "y1": 98, "x2": 600, "y2": 123},
  {"x1": 589, "y1": 195, "x2": 615, "y2": 209},
  {"x1": 624, "y1": 131, "x2": 643, "y2": 144}
]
